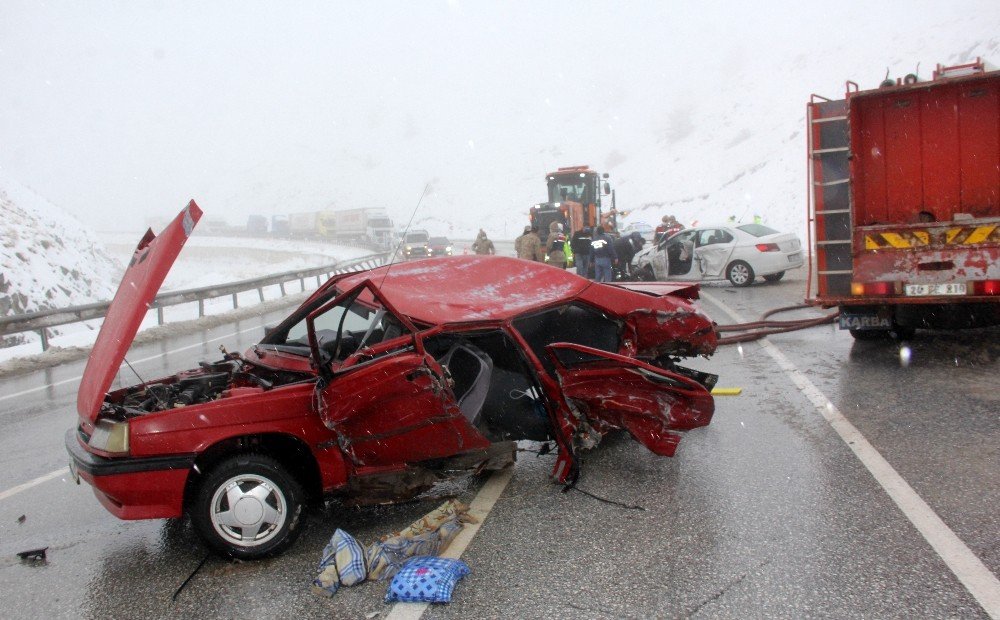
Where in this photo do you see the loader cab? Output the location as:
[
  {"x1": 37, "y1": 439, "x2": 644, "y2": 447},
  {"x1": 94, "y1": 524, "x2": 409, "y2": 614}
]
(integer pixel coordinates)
[{"x1": 532, "y1": 166, "x2": 609, "y2": 243}]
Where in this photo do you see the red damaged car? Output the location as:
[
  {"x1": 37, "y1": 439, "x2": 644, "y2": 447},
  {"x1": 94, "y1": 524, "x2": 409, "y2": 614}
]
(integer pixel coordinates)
[{"x1": 67, "y1": 202, "x2": 718, "y2": 558}]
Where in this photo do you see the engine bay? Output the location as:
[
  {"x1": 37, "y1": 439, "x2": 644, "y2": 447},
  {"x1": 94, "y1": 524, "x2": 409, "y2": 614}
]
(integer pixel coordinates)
[{"x1": 103, "y1": 352, "x2": 313, "y2": 418}]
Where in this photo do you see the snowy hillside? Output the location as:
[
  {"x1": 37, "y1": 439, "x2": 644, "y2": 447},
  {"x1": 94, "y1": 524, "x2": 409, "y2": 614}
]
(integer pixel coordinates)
[{"x1": 0, "y1": 171, "x2": 120, "y2": 342}]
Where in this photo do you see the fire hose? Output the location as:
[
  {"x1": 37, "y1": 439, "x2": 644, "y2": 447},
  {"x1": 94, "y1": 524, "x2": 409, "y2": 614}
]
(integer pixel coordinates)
[{"x1": 715, "y1": 304, "x2": 840, "y2": 345}]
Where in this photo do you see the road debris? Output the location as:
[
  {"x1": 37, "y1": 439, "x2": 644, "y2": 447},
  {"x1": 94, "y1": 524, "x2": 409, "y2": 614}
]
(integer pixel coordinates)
[
  {"x1": 711, "y1": 387, "x2": 743, "y2": 396},
  {"x1": 367, "y1": 499, "x2": 474, "y2": 581},
  {"x1": 312, "y1": 529, "x2": 369, "y2": 597},
  {"x1": 16, "y1": 547, "x2": 47, "y2": 562},
  {"x1": 172, "y1": 552, "x2": 211, "y2": 601}
]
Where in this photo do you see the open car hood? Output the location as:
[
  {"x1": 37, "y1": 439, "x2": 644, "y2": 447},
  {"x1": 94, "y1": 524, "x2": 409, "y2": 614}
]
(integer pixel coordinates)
[{"x1": 77, "y1": 202, "x2": 202, "y2": 422}]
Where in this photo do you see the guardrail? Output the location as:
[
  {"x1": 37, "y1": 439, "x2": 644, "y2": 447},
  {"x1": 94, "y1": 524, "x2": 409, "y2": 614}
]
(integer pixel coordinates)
[{"x1": 0, "y1": 252, "x2": 392, "y2": 351}]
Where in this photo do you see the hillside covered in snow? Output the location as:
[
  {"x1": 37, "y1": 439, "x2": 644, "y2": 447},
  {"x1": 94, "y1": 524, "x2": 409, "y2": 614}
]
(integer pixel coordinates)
[{"x1": 0, "y1": 171, "x2": 120, "y2": 343}]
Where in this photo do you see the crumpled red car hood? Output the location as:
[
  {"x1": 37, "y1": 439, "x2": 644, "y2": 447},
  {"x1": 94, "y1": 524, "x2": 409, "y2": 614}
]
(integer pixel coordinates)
[{"x1": 77, "y1": 202, "x2": 202, "y2": 422}]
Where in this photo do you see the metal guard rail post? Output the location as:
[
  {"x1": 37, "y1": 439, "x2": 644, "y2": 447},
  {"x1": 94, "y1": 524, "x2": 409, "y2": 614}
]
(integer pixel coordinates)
[{"x1": 0, "y1": 252, "x2": 391, "y2": 350}]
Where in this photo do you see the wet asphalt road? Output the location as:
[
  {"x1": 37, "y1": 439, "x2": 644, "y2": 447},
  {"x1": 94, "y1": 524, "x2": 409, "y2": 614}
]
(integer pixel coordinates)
[{"x1": 0, "y1": 268, "x2": 997, "y2": 619}]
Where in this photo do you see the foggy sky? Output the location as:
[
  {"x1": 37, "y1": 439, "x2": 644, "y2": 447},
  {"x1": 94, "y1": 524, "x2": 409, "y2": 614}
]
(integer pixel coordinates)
[{"x1": 1, "y1": 0, "x2": 996, "y2": 232}]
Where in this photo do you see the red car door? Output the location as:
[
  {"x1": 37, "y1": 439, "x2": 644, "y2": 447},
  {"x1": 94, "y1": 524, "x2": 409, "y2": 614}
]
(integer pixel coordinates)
[
  {"x1": 309, "y1": 280, "x2": 490, "y2": 468},
  {"x1": 546, "y1": 342, "x2": 714, "y2": 457}
]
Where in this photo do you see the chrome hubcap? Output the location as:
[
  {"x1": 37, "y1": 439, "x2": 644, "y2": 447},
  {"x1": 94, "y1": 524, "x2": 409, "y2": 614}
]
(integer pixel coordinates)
[
  {"x1": 210, "y1": 473, "x2": 286, "y2": 547},
  {"x1": 731, "y1": 265, "x2": 749, "y2": 284}
]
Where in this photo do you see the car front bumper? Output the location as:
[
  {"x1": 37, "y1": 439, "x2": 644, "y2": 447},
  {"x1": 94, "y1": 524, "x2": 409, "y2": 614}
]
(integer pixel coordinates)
[{"x1": 65, "y1": 428, "x2": 194, "y2": 520}]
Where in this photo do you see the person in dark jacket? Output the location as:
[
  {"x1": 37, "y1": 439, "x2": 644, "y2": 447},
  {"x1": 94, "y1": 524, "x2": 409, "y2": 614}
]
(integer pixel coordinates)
[
  {"x1": 590, "y1": 226, "x2": 617, "y2": 282},
  {"x1": 612, "y1": 231, "x2": 646, "y2": 279},
  {"x1": 570, "y1": 227, "x2": 593, "y2": 278}
]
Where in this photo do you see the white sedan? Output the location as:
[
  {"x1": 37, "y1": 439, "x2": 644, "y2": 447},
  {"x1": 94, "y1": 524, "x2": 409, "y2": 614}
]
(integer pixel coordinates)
[{"x1": 631, "y1": 223, "x2": 804, "y2": 286}]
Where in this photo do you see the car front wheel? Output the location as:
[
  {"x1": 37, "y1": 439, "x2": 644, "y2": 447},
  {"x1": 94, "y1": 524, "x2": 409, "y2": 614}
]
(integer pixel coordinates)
[
  {"x1": 192, "y1": 454, "x2": 304, "y2": 559},
  {"x1": 727, "y1": 260, "x2": 755, "y2": 287}
]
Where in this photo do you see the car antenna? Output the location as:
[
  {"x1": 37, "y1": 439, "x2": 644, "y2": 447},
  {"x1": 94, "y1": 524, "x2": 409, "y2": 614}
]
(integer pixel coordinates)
[{"x1": 380, "y1": 182, "x2": 430, "y2": 288}]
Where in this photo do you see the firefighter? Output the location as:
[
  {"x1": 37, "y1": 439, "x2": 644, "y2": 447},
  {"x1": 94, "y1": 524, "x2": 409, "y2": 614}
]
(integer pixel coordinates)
[
  {"x1": 654, "y1": 215, "x2": 684, "y2": 244},
  {"x1": 515, "y1": 225, "x2": 544, "y2": 262},
  {"x1": 546, "y1": 222, "x2": 568, "y2": 269},
  {"x1": 471, "y1": 229, "x2": 495, "y2": 255}
]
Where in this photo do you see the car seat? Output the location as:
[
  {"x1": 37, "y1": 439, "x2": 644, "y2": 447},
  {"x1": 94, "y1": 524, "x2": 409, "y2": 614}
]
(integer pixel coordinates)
[{"x1": 438, "y1": 343, "x2": 494, "y2": 427}]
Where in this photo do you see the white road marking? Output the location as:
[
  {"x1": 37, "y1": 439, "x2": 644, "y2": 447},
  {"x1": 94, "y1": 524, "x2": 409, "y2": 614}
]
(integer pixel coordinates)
[
  {"x1": 385, "y1": 467, "x2": 515, "y2": 620},
  {"x1": 0, "y1": 325, "x2": 264, "y2": 403},
  {"x1": 701, "y1": 291, "x2": 1000, "y2": 619},
  {"x1": 0, "y1": 467, "x2": 69, "y2": 501}
]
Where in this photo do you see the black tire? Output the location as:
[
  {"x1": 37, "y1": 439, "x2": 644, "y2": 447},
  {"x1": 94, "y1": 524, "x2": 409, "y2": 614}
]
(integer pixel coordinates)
[
  {"x1": 192, "y1": 454, "x2": 304, "y2": 560},
  {"x1": 849, "y1": 328, "x2": 889, "y2": 341},
  {"x1": 889, "y1": 324, "x2": 916, "y2": 340},
  {"x1": 849, "y1": 324, "x2": 916, "y2": 341},
  {"x1": 763, "y1": 271, "x2": 785, "y2": 283},
  {"x1": 726, "y1": 260, "x2": 755, "y2": 287}
]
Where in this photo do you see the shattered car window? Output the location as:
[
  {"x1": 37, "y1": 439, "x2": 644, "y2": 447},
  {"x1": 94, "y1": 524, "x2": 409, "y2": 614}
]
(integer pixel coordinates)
[{"x1": 278, "y1": 291, "x2": 410, "y2": 361}]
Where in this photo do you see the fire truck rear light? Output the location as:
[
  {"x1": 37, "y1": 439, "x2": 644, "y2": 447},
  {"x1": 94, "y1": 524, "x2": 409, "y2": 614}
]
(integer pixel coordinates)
[
  {"x1": 755, "y1": 243, "x2": 780, "y2": 252},
  {"x1": 867, "y1": 282, "x2": 895, "y2": 296},
  {"x1": 852, "y1": 281, "x2": 895, "y2": 296},
  {"x1": 975, "y1": 280, "x2": 1000, "y2": 295}
]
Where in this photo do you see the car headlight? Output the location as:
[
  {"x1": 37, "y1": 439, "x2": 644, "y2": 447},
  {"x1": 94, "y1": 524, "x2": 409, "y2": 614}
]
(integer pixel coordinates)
[
  {"x1": 446, "y1": 246, "x2": 453, "y2": 254},
  {"x1": 88, "y1": 419, "x2": 130, "y2": 455}
]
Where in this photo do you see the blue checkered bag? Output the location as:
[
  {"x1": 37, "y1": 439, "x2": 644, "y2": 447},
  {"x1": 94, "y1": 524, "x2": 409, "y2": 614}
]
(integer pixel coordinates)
[{"x1": 384, "y1": 556, "x2": 470, "y2": 603}]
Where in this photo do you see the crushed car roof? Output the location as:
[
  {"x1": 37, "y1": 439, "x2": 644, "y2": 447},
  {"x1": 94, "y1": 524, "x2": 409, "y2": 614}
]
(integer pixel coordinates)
[{"x1": 336, "y1": 256, "x2": 593, "y2": 324}]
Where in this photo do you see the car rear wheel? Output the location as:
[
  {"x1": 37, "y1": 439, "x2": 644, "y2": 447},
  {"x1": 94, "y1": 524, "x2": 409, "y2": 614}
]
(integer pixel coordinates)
[
  {"x1": 763, "y1": 271, "x2": 785, "y2": 282},
  {"x1": 727, "y1": 260, "x2": 755, "y2": 287},
  {"x1": 192, "y1": 454, "x2": 304, "y2": 559}
]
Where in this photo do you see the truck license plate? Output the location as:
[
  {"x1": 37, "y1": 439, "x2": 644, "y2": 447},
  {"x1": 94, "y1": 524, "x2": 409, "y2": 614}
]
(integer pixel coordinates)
[{"x1": 904, "y1": 283, "x2": 967, "y2": 296}]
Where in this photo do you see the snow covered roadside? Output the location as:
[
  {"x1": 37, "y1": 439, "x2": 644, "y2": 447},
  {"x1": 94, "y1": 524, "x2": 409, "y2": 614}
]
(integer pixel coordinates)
[{"x1": 0, "y1": 234, "x2": 380, "y2": 371}]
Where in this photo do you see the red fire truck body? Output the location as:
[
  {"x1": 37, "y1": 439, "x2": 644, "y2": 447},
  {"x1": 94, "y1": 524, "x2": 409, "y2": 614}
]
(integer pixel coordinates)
[{"x1": 807, "y1": 59, "x2": 1000, "y2": 337}]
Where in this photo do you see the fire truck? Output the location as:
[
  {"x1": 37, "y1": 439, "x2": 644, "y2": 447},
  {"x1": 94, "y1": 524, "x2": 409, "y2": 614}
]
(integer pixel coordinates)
[
  {"x1": 807, "y1": 58, "x2": 1000, "y2": 339},
  {"x1": 529, "y1": 165, "x2": 614, "y2": 246}
]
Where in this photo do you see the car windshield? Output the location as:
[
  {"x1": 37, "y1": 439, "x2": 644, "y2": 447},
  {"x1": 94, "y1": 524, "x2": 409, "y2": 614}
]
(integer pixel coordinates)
[
  {"x1": 428, "y1": 237, "x2": 449, "y2": 245},
  {"x1": 736, "y1": 224, "x2": 780, "y2": 237},
  {"x1": 273, "y1": 288, "x2": 409, "y2": 361},
  {"x1": 404, "y1": 232, "x2": 429, "y2": 243}
]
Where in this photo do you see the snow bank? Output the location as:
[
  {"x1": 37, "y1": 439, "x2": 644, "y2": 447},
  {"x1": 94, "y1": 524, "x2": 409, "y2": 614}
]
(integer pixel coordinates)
[{"x1": 0, "y1": 170, "x2": 120, "y2": 344}]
